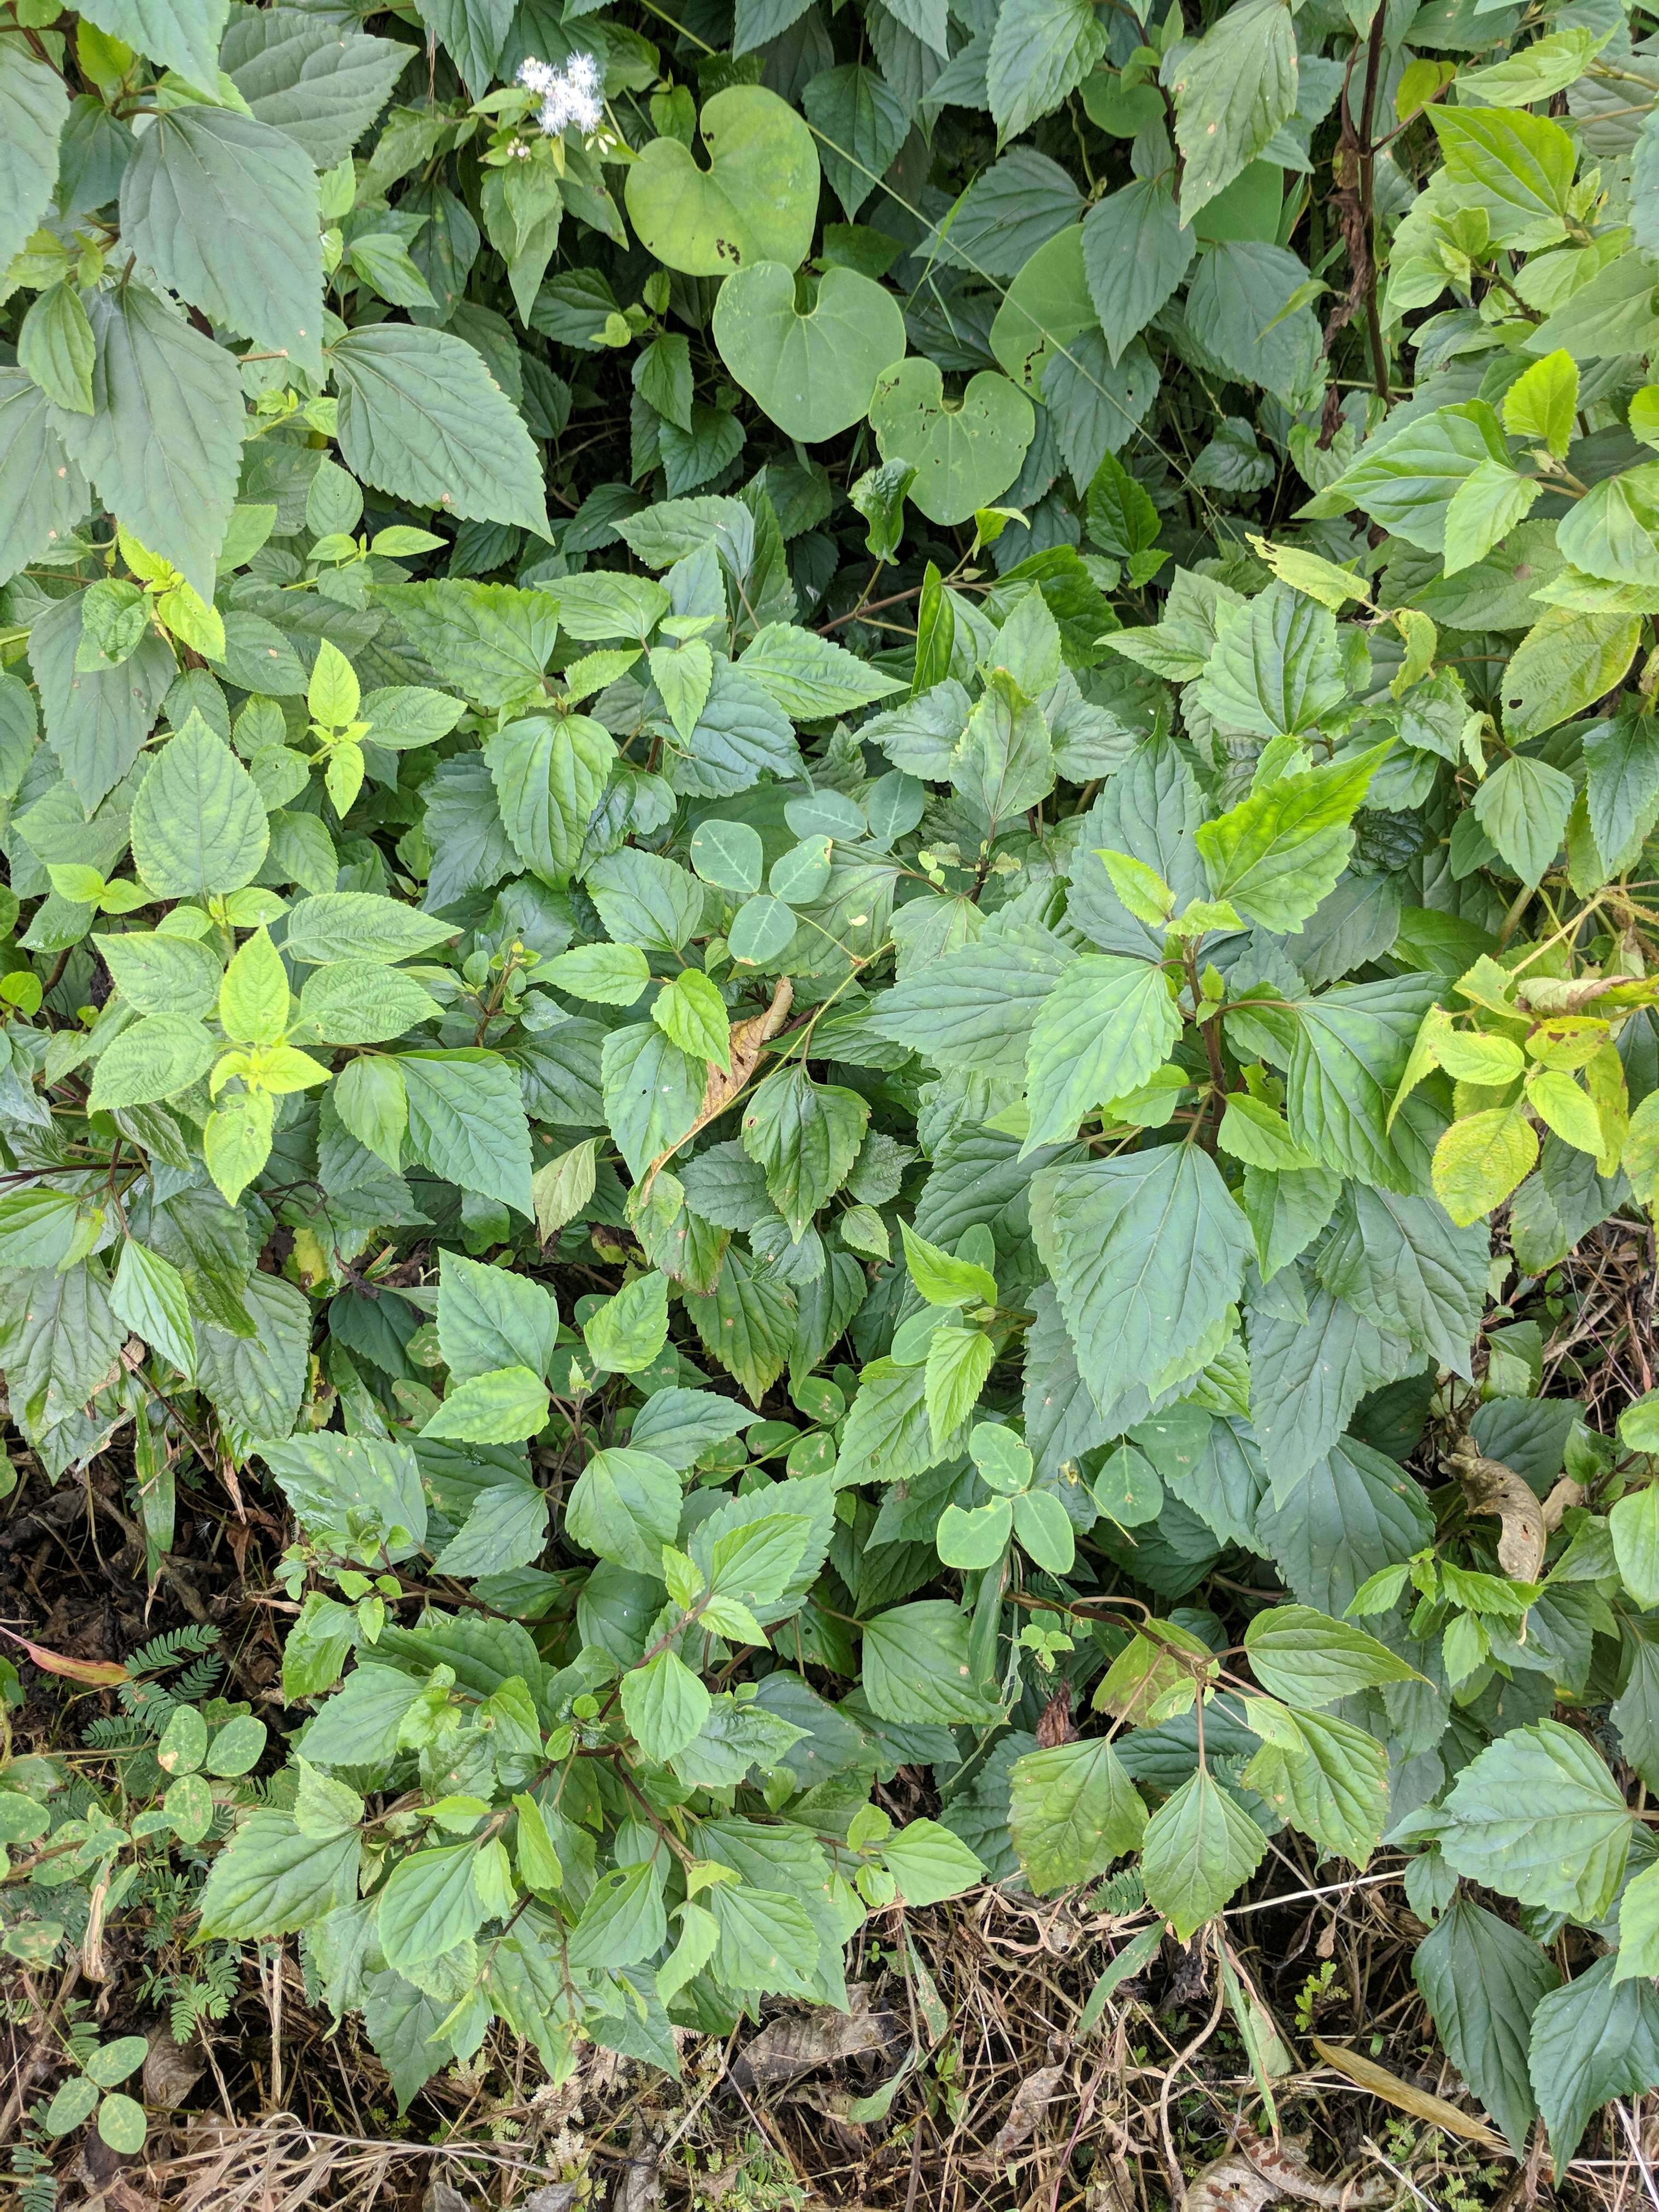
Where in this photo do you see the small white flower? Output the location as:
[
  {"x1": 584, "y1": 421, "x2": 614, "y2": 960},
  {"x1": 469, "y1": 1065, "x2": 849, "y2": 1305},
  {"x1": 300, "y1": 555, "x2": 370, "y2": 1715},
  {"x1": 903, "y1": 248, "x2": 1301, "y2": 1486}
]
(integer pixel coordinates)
[{"x1": 516, "y1": 50, "x2": 603, "y2": 137}]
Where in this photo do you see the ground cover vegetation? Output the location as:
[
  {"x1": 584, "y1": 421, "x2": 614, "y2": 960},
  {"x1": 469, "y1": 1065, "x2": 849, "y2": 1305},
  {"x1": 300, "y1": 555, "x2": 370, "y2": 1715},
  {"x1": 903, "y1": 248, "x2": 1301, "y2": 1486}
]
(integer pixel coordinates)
[{"x1": 5, "y1": 0, "x2": 1659, "y2": 2196}]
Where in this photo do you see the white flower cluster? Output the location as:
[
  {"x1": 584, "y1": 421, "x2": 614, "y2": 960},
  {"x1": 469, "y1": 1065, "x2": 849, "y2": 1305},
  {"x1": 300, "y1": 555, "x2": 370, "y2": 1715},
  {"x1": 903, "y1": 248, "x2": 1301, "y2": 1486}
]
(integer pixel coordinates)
[{"x1": 516, "y1": 51, "x2": 603, "y2": 137}]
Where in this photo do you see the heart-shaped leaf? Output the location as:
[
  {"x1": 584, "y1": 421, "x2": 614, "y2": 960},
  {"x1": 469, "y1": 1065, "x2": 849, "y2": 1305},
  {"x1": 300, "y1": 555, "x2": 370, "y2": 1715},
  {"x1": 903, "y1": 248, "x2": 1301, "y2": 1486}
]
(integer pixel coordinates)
[
  {"x1": 624, "y1": 86, "x2": 819, "y2": 276},
  {"x1": 869, "y1": 360, "x2": 1036, "y2": 524},
  {"x1": 989, "y1": 223, "x2": 1096, "y2": 391},
  {"x1": 714, "y1": 262, "x2": 906, "y2": 442}
]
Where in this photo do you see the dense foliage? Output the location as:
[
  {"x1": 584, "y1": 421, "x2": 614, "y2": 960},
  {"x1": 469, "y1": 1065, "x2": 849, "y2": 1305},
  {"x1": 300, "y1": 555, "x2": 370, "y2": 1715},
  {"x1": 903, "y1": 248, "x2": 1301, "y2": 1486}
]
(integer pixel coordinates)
[{"x1": 6, "y1": 0, "x2": 1659, "y2": 2178}]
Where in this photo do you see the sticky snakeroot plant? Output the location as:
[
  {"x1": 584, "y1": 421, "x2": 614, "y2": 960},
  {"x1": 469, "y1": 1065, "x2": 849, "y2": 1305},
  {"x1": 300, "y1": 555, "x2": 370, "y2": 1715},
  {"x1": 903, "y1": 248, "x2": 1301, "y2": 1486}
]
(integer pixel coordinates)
[{"x1": 9, "y1": 0, "x2": 1659, "y2": 2178}]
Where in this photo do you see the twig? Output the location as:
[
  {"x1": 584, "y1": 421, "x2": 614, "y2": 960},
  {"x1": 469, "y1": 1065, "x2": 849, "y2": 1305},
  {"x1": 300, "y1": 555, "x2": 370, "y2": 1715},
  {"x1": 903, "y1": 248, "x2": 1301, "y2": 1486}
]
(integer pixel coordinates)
[
  {"x1": 1616, "y1": 2100, "x2": 1659, "y2": 2212},
  {"x1": 1364, "y1": 2138, "x2": 1445, "y2": 2212},
  {"x1": 1225, "y1": 1867, "x2": 1399, "y2": 1917}
]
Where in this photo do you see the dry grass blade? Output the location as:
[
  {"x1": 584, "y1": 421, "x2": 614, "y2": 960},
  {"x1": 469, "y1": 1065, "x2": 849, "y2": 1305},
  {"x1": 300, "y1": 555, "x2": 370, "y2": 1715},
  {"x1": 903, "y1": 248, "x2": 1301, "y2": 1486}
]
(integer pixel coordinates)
[
  {"x1": 1309, "y1": 2038, "x2": 1505, "y2": 2153},
  {"x1": 150, "y1": 2113, "x2": 571, "y2": 2212}
]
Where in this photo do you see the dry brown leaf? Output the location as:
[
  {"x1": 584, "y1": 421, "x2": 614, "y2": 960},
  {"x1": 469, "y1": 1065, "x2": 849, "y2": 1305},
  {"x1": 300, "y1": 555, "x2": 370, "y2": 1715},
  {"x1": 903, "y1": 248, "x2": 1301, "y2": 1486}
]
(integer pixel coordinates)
[
  {"x1": 986, "y1": 2060, "x2": 1067, "y2": 2162},
  {"x1": 735, "y1": 1997, "x2": 904, "y2": 2089},
  {"x1": 1310, "y1": 2037, "x2": 1505, "y2": 2151},
  {"x1": 640, "y1": 974, "x2": 793, "y2": 1198},
  {"x1": 1446, "y1": 1443, "x2": 1546, "y2": 1581},
  {"x1": 1036, "y1": 1684, "x2": 1075, "y2": 1746},
  {"x1": 142, "y1": 2026, "x2": 204, "y2": 2111},
  {"x1": 1542, "y1": 1475, "x2": 1585, "y2": 1534},
  {"x1": 1185, "y1": 2139, "x2": 1392, "y2": 2212},
  {"x1": 0, "y1": 1623, "x2": 130, "y2": 1685}
]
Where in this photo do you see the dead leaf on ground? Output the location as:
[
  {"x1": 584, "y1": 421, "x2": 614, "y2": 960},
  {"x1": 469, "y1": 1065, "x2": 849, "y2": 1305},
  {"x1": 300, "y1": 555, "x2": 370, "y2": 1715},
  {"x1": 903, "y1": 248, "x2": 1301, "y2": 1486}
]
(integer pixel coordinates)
[
  {"x1": 1310, "y1": 2037, "x2": 1504, "y2": 2152},
  {"x1": 143, "y1": 2026, "x2": 204, "y2": 2110},
  {"x1": 981, "y1": 2054, "x2": 1069, "y2": 2164},
  {"x1": 1186, "y1": 2138, "x2": 1393, "y2": 2212},
  {"x1": 0, "y1": 1624, "x2": 130, "y2": 1685},
  {"x1": 734, "y1": 1995, "x2": 904, "y2": 2089}
]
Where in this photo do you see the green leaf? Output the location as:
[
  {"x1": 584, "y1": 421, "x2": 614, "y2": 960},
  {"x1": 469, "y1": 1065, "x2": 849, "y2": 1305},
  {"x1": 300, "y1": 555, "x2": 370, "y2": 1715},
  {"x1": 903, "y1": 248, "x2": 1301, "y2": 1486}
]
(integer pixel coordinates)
[
  {"x1": 1527, "y1": 1957, "x2": 1659, "y2": 2173},
  {"x1": 1192, "y1": 583, "x2": 1345, "y2": 742},
  {"x1": 738, "y1": 623, "x2": 906, "y2": 719},
  {"x1": 87, "y1": 1014, "x2": 219, "y2": 1113},
  {"x1": 625, "y1": 87, "x2": 819, "y2": 276},
  {"x1": 1314, "y1": 1184, "x2": 1489, "y2": 1378},
  {"x1": 52, "y1": 286, "x2": 244, "y2": 604},
  {"x1": 714, "y1": 263, "x2": 908, "y2": 444},
  {"x1": 1023, "y1": 954, "x2": 1180, "y2": 1151},
  {"x1": 804, "y1": 63, "x2": 911, "y2": 223},
  {"x1": 924, "y1": 1321, "x2": 994, "y2": 1446},
  {"x1": 485, "y1": 714, "x2": 615, "y2": 884},
  {"x1": 1584, "y1": 705, "x2": 1659, "y2": 874},
  {"x1": 1031, "y1": 1146, "x2": 1251, "y2": 1429},
  {"x1": 0, "y1": 370, "x2": 92, "y2": 596},
  {"x1": 861, "y1": 1600, "x2": 1003, "y2": 1725},
  {"x1": 881, "y1": 1818, "x2": 986, "y2": 1907},
  {"x1": 1324, "y1": 402, "x2": 1511, "y2": 555},
  {"x1": 1438, "y1": 1719, "x2": 1632, "y2": 1920},
  {"x1": 1428, "y1": 104, "x2": 1576, "y2": 243},
  {"x1": 583, "y1": 1270, "x2": 671, "y2": 1375},
  {"x1": 198, "y1": 1809, "x2": 360, "y2": 1939},
  {"x1": 1080, "y1": 178, "x2": 1195, "y2": 366},
  {"x1": 1281, "y1": 974, "x2": 1443, "y2": 1193},
  {"x1": 1442, "y1": 460, "x2": 1540, "y2": 576},
  {"x1": 1172, "y1": 0, "x2": 1297, "y2": 220},
  {"x1": 120, "y1": 105, "x2": 323, "y2": 381},
  {"x1": 987, "y1": 0, "x2": 1108, "y2": 144},
  {"x1": 283, "y1": 894, "x2": 458, "y2": 966},
  {"x1": 18, "y1": 284, "x2": 95, "y2": 416},
  {"x1": 398, "y1": 1050, "x2": 533, "y2": 1217},
  {"x1": 683, "y1": 1246, "x2": 796, "y2": 1404},
  {"x1": 707, "y1": 1878, "x2": 819, "y2": 1996},
  {"x1": 1140, "y1": 1768, "x2": 1267, "y2": 1939},
  {"x1": 422, "y1": 1364, "x2": 550, "y2": 1444},
  {"x1": 1243, "y1": 1605, "x2": 1417, "y2": 1705},
  {"x1": 1611, "y1": 1481, "x2": 1659, "y2": 1607},
  {"x1": 0, "y1": 43, "x2": 66, "y2": 280},
  {"x1": 950, "y1": 667, "x2": 1055, "y2": 820},
  {"x1": 567, "y1": 1446, "x2": 681, "y2": 1576},
  {"x1": 741, "y1": 1067, "x2": 868, "y2": 1238},
  {"x1": 1009, "y1": 1738, "x2": 1148, "y2": 1894},
  {"x1": 378, "y1": 1841, "x2": 490, "y2": 1973},
  {"x1": 97, "y1": 2096, "x2": 147, "y2": 2155},
  {"x1": 1413, "y1": 1898, "x2": 1559, "y2": 2157},
  {"x1": 868, "y1": 361, "x2": 1035, "y2": 527},
  {"x1": 623, "y1": 1649, "x2": 712, "y2": 1763},
  {"x1": 78, "y1": 0, "x2": 228, "y2": 92},
  {"x1": 1501, "y1": 608, "x2": 1641, "y2": 742},
  {"x1": 130, "y1": 716, "x2": 269, "y2": 898},
  {"x1": 110, "y1": 1238, "x2": 197, "y2": 1379},
  {"x1": 1197, "y1": 744, "x2": 1386, "y2": 930},
  {"x1": 1502, "y1": 348, "x2": 1578, "y2": 462},
  {"x1": 1472, "y1": 752, "x2": 1575, "y2": 885},
  {"x1": 1243, "y1": 1700, "x2": 1389, "y2": 1862},
  {"x1": 332, "y1": 325, "x2": 551, "y2": 539}
]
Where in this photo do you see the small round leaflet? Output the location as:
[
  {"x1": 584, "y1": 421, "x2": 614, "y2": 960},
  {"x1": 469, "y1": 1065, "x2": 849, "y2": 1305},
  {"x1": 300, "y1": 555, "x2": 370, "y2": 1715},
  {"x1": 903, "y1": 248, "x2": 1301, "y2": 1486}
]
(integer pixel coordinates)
[
  {"x1": 769, "y1": 834, "x2": 832, "y2": 905},
  {"x1": 691, "y1": 817, "x2": 765, "y2": 893},
  {"x1": 728, "y1": 893, "x2": 797, "y2": 965},
  {"x1": 714, "y1": 263, "x2": 906, "y2": 444},
  {"x1": 624, "y1": 87, "x2": 819, "y2": 276},
  {"x1": 1092, "y1": 1441, "x2": 1163, "y2": 1526},
  {"x1": 869, "y1": 360, "x2": 1036, "y2": 525}
]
